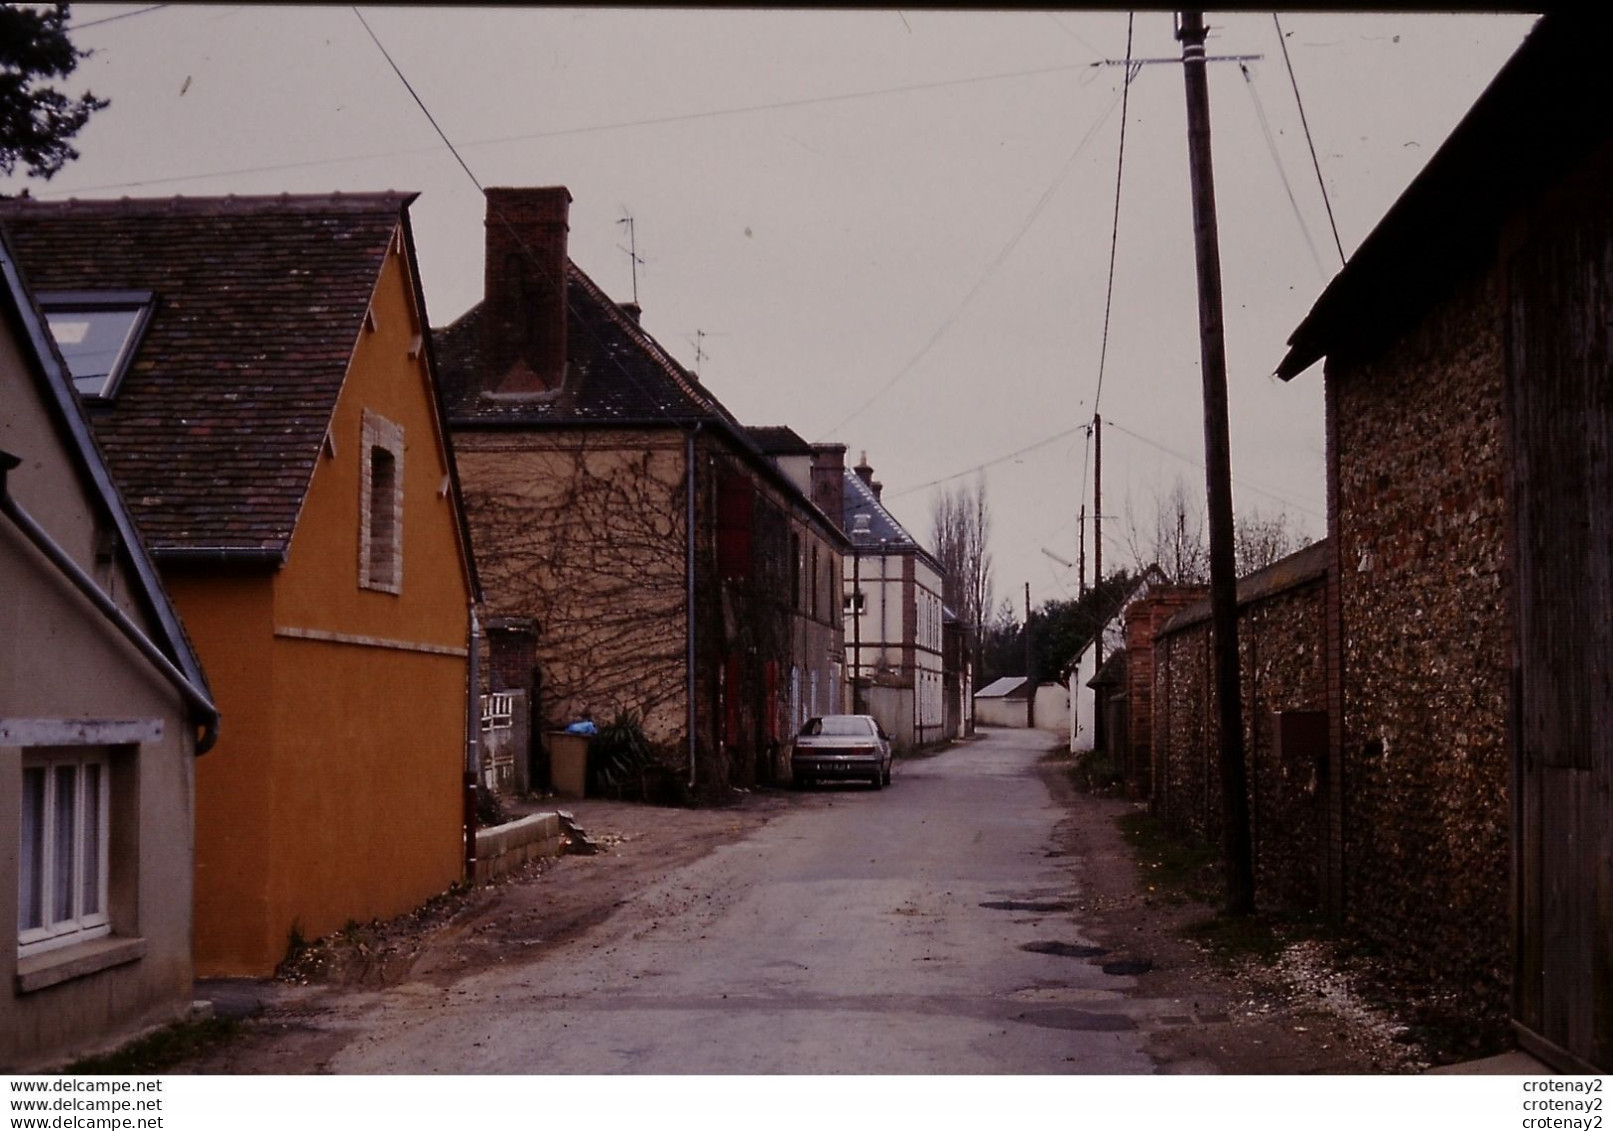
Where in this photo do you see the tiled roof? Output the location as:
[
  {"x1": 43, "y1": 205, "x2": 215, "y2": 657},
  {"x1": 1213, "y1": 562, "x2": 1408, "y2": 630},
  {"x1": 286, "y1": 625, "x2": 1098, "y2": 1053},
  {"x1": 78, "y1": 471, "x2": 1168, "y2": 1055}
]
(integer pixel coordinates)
[
  {"x1": 435, "y1": 254, "x2": 851, "y2": 547},
  {"x1": 0, "y1": 193, "x2": 412, "y2": 559},
  {"x1": 436, "y1": 260, "x2": 741, "y2": 429}
]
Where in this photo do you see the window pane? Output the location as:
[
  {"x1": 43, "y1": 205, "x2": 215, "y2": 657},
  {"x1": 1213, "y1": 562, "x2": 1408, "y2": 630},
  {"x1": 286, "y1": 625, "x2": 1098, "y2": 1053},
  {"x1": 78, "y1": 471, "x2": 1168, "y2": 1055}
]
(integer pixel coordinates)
[
  {"x1": 81, "y1": 763, "x2": 102, "y2": 918},
  {"x1": 53, "y1": 764, "x2": 77, "y2": 924},
  {"x1": 19, "y1": 768, "x2": 45, "y2": 931},
  {"x1": 45, "y1": 308, "x2": 143, "y2": 398}
]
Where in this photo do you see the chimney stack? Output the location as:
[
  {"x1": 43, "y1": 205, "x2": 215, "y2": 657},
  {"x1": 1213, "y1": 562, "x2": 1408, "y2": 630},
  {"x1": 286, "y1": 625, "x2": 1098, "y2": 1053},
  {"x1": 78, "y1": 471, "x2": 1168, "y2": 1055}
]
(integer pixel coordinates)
[
  {"x1": 619, "y1": 301, "x2": 641, "y2": 324},
  {"x1": 810, "y1": 443, "x2": 847, "y2": 532},
  {"x1": 854, "y1": 451, "x2": 882, "y2": 500},
  {"x1": 482, "y1": 186, "x2": 571, "y2": 397}
]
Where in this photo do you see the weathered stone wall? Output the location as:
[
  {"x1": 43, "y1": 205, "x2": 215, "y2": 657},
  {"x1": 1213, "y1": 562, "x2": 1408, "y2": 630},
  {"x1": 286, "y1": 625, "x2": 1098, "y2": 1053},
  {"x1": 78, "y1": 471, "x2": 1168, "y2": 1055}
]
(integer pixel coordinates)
[
  {"x1": 1239, "y1": 575, "x2": 1329, "y2": 909},
  {"x1": 1328, "y1": 264, "x2": 1512, "y2": 1021},
  {"x1": 1151, "y1": 555, "x2": 1327, "y2": 909}
]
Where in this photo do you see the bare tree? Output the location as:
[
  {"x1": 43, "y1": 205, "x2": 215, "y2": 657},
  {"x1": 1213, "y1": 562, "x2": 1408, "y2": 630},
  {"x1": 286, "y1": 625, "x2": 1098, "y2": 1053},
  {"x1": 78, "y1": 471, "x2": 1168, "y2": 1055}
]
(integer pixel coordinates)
[
  {"x1": 1123, "y1": 475, "x2": 1210, "y2": 584},
  {"x1": 1124, "y1": 474, "x2": 1312, "y2": 582},
  {"x1": 930, "y1": 473, "x2": 994, "y2": 676},
  {"x1": 1234, "y1": 508, "x2": 1311, "y2": 576}
]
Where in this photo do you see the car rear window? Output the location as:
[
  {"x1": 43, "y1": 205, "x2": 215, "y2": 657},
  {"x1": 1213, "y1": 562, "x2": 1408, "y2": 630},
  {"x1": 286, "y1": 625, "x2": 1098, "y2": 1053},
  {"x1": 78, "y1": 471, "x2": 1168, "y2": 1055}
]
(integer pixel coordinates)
[{"x1": 801, "y1": 716, "x2": 875, "y2": 737}]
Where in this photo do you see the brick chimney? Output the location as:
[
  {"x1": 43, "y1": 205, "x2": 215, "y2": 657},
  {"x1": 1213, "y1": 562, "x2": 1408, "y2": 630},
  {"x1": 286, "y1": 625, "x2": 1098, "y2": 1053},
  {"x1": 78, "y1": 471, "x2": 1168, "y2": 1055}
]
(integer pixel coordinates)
[
  {"x1": 853, "y1": 451, "x2": 882, "y2": 500},
  {"x1": 810, "y1": 443, "x2": 847, "y2": 532},
  {"x1": 482, "y1": 186, "x2": 571, "y2": 397}
]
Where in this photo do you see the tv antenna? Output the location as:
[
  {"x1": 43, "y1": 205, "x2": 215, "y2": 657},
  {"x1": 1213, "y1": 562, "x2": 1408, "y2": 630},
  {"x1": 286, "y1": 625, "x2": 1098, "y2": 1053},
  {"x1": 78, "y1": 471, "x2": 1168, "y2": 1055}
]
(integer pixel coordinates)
[
  {"x1": 684, "y1": 329, "x2": 727, "y2": 380},
  {"x1": 616, "y1": 210, "x2": 644, "y2": 305}
]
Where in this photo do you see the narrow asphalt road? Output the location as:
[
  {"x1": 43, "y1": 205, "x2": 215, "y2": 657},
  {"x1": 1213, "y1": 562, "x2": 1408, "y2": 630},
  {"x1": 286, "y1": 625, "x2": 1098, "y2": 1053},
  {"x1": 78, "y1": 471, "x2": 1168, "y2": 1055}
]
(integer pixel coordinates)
[{"x1": 330, "y1": 729, "x2": 1165, "y2": 1073}]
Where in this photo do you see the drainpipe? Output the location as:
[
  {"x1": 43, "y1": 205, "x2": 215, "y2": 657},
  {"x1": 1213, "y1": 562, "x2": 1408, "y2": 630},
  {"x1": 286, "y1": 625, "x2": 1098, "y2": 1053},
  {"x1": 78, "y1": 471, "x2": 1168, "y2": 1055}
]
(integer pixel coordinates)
[
  {"x1": 464, "y1": 604, "x2": 481, "y2": 880},
  {"x1": 686, "y1": 423, "x2": 702, "y2": 790},
  {"x1": 851, "y1": 550, "x2": 862, "y2": 713},
  {"x1": 0, "y1": 452, "x2": 220, "y2": 752}
]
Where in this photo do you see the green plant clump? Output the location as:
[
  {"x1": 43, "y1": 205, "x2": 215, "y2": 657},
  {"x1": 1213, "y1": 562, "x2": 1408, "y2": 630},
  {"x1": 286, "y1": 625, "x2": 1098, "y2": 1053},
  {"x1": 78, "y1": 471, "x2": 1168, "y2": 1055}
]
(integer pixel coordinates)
[
  {"x1": 66, "y1": 1017, "x2": 240, "y2": 1075},
  {"x1": 587, "y1": 709, "x2": 660, "y2": 799}
]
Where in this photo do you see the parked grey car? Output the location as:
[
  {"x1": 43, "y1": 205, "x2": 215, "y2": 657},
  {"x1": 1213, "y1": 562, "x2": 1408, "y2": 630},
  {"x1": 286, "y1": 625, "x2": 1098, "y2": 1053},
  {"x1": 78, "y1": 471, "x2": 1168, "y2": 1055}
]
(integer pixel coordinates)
[{"x1": 791, "y1": 714, "x2": 892, "y2": 789}]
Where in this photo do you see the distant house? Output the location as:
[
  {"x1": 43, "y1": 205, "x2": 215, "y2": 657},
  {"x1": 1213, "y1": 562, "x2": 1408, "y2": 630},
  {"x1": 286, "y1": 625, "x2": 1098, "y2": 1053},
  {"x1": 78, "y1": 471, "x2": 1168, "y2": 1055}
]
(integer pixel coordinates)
[
  {"x1": 838, "y1": 452, "x2": 947, "y2": 750},
  {"x1": 0, "y1": 194, "x2": 480, "y2": 977},
  {"x1": 973, "y1": 676, "x2": 1030, "y2": 729},
  {"x1": 0, "y1": 234, "x2": 216, "y2": 1067},
  {"x1": 940, "y1": 606, "x2": 973, "y2": 740},
  {"x1": 1275, "y1": 11, "x2": 1611, "y2": 1071},
  {"x1": 435, "y1": 186, "x2": 846, "y2": 791},
  {"x1": 1062, "y1": 565, "x2": 1172, "y2": 757}
]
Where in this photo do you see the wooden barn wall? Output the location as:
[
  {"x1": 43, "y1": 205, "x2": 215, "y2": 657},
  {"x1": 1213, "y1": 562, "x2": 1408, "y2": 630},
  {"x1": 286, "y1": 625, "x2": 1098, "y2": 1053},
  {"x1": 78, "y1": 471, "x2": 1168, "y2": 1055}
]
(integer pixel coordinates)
[{"x1": 1505, "y1": 147, "x2": 1613, "y2": 1073}]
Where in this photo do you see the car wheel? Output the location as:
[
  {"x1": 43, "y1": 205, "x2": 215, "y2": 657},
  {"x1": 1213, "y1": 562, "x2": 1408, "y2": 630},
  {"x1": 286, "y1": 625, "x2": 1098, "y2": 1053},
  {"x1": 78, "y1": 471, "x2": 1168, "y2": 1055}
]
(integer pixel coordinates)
[
  {"x1": 883, "y1": 763, "x2": 892, "y2": 787},
  {"x1": 870, "y1": 769, "x2": 884, "y2": 791},
  {"x1": 795, "y1": 774, "x2": 812, "y2": 790}
]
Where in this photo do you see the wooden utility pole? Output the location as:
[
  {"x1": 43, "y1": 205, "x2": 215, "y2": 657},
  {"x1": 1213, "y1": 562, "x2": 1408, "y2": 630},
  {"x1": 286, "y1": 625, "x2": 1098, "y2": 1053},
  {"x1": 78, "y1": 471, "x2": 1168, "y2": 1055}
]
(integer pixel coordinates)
[
  {"x1": 1078, "y1": 503, "x2": 1087, "y2": 596},
  {"x1": 1092, "y1": 413, "x2": 1105, "y2": 755},
  {"x1": 1177, "y1": 10, "x2": 1255, "y2": 916}
]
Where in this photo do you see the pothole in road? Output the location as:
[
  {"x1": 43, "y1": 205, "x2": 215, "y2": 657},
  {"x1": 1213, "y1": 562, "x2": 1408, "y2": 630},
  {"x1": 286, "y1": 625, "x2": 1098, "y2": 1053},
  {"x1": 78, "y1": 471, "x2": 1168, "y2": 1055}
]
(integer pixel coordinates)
[
  {"x1": 1100, "y1": 957, "x2": 1154, "y2": 976},
  {"x1": 1021, "y1": 941, "x2": 1109, "y2": 958},
  {"x1": 1013, "y1": 1007, "x2": 1137, "y2": 1032},
  {"x1": 981, "y1": 900, "x2": 1073, "y2": 913}
]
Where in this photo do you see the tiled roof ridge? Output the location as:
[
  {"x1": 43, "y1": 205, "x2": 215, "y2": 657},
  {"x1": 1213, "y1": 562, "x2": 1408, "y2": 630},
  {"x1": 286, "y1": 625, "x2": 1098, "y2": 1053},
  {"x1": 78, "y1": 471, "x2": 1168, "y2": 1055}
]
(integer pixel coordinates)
[{"x1": 0, "y1": 191, "x2": 417, "y2": 217}]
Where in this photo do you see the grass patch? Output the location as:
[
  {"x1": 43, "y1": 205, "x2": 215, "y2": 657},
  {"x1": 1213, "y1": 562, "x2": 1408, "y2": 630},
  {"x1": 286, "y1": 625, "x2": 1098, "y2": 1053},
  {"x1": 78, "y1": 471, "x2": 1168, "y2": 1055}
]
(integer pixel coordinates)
[
  {"x1": 65, "y1": 1016, "x2": 240, "y2": 1074},
  {"x1": 1117, "y1": 810, "x2": 1221, "y2": 905}
]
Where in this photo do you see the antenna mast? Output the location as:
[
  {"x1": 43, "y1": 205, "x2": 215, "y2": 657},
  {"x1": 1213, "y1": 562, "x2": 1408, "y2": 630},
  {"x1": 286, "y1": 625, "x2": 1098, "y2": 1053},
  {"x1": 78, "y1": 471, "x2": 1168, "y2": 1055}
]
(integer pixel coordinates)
[{"x1": 616, "y1": 211, "x2": 644, "y2": 305}]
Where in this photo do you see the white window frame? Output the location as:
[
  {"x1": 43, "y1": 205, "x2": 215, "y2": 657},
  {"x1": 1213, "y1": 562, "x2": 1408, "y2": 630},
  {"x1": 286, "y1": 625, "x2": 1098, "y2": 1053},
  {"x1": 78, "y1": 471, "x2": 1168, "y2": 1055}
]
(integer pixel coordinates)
[{"x1": 18, "y1": 748, "x2": 111, "y2": 958}]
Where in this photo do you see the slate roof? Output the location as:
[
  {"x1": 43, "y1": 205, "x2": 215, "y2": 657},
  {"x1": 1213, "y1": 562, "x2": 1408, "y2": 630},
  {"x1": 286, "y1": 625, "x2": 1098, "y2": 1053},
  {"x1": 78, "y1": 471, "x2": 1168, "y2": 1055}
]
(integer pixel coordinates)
[
  {"x1": 436, "y1": 261, "x2": 743, "y2": 430},
  {"x1": 842, "y1": 469, "x2": 941, "y2": 574},
  {"x1": 0, "y1": 193, "x2": 415, "y2": 560}
]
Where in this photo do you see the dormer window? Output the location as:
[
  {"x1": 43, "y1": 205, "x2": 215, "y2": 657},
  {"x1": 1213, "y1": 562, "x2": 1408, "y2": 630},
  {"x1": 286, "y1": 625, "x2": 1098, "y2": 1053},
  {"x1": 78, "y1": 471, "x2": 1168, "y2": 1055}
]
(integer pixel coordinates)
[{"x1": 38, "y1": 291, "x2": 155, "y2": 401}]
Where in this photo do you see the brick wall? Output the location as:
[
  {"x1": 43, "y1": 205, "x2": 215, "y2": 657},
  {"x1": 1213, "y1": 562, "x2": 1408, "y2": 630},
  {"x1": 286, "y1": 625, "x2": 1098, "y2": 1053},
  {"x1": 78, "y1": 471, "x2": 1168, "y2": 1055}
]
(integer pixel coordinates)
[
  {"x1": 1328, "y1": 264, "x2": 1512, "y2": 1024},
  {"x1": 1123, "y1": 587, "x2": 1204, "y2": 796},
  {"x1": 482, "y1": 186, "x2": 570, "y2": 396}
]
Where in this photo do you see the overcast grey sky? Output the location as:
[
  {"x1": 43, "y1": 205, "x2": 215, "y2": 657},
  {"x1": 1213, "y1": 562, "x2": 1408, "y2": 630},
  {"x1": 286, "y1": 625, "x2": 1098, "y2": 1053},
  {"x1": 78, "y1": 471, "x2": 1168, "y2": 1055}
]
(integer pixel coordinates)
[{"x1": 14, "y1": 5, "x2": 1537, "y2": 617}]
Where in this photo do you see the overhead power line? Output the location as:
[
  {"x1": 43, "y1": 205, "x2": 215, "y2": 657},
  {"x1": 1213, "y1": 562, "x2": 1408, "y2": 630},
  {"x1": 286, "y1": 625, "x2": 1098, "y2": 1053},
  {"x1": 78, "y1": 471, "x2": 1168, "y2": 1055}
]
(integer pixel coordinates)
[
  {"x1": 883, "y1": 413, "x2": 1324, "y2": 523},
  {"x1": 1273, "y1": 14, "x2": 1346, "y2": 267},
  {"x1": 1091, "y1": 13, "x2": 1137, "y2": 425},
  {"x1": 70, "y1": 4, "x2": 168, "y2": 31},
  {"x1": 353, "y1": 8, "x2": 482, "y2": 192},
  {"x1": 819, "y1": 71, "x2": 1134, "y2": 440},
  {"x1": 883, "y1": 423, "x2": 1089, "y2": 501},
  {"x1": 32, "y1": 58, "x2": 1116, "y2": 199},
  {"x1": 350, "y1": 7, "x2": 701, "y2": 433},
  {"x1": 1240, "y1": 62, "x2": 1327, "y2": 277}
]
